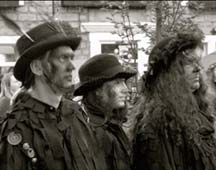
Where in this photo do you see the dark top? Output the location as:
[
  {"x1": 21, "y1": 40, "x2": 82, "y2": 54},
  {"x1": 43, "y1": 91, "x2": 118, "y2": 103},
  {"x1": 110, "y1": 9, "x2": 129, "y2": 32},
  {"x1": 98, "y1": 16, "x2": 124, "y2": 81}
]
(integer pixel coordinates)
[
  {"x1": 0, "y1": 92, "x2": 104, "y2": 170},
  {"x1": 83, "y1": 102, "x2": 132, "y2": 170},
  {"x1": 133, "y1": 105, "x2": 216, "y2": 170}
]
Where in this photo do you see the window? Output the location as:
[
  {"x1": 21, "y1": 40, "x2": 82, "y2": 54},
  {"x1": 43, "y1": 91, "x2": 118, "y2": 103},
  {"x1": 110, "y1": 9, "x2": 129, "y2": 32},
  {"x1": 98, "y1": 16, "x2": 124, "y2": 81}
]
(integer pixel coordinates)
[
  {"x1": 203, "y1": 35, "x2": 216, "y2": 56},
  {"x1": 0, "y1": 36, "x2": 19, "y2": 78},
  {"x1": 101, "y1": 44, "x2": 119, "y2": 54},
  {"x1": 88, "y1": 30, "x2": 150, "y2": 76},
  {"x1": 0, "y1": 36, "x2": 19, "y2": 67}
]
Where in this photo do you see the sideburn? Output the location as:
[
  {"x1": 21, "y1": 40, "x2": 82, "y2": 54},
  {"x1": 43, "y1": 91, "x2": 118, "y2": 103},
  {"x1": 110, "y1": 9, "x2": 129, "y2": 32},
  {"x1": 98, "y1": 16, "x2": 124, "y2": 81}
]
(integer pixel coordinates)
[{"x1": 41, "y1": 51, "x2": 57, "y2": 82}]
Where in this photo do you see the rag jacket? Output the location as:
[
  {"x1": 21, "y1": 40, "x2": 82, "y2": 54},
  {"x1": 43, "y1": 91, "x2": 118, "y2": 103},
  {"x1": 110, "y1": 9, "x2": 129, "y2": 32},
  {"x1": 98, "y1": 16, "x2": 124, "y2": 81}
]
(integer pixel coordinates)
[
  {"x1": 133, "y1": 103, "x2": 216, "y2": 170},
  {"x1": 0, "y1": 92, "x2": 104, "y2": 170},
  {"x1": 83, "y1": 100, "x2": 132, "y2": 170}
]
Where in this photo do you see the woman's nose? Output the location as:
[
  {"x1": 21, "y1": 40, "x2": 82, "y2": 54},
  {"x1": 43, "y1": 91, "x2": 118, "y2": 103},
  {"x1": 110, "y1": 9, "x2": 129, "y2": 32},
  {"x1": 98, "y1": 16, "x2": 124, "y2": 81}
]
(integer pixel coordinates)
[{"x1": 193, "y1": 63, "x2": 202, "y2": 73}]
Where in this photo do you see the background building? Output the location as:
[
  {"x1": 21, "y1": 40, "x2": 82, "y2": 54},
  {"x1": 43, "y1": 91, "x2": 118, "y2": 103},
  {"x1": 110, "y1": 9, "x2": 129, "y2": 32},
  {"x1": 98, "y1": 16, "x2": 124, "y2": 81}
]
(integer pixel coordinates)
[{"x1": 0, "y1": 1, "x2": 216, "y2": 81}]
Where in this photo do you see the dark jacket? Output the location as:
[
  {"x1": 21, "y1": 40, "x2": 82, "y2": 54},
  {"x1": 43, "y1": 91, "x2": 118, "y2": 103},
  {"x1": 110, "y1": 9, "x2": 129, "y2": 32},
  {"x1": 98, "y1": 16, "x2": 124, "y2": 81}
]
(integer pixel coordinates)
[
  {"x1": 133, "y1": 104, "x2": 216, "y2": 170},
  {"x1": 0, "y1": 92, "x2": 104, "y2": 170},
  {"x1": 83, "y1": 101, "x2": 131, "y2": 170}
]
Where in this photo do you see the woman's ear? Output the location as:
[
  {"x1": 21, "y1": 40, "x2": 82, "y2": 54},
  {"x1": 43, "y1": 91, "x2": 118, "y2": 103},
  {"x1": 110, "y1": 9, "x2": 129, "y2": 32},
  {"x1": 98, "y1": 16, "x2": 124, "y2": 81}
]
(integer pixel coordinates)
[{"x1": 30, "y1": 59, "x2": 43, "y2": 76}]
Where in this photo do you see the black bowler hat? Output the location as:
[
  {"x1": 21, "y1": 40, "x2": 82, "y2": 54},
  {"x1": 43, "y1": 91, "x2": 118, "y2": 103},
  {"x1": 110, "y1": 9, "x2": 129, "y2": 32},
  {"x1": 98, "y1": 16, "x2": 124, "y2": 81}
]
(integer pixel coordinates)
[
  {"x1": 73, "y1": 53, "x2": 137, "y2": 96},
  {"x1": 14, "y1": 21, "x2": 81, "y2": 82}
]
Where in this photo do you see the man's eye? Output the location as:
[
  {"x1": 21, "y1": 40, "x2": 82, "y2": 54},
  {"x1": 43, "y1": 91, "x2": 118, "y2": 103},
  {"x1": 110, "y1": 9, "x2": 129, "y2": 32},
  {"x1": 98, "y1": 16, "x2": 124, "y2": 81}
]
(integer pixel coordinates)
[
  {"x1": 115, "y1": 79, "x2": 125, "y2": 84},
  {"x1": 58, "y1": 55, "x2": 74, "y2": 62},
  {"x1": 59, "y1": 56, "x2": 67, "y2": 62}
]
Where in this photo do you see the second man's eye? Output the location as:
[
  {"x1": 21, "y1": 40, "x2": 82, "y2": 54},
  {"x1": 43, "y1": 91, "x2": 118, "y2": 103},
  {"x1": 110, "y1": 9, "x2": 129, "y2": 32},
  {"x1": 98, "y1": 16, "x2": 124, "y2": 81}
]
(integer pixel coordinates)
[{"x1": 58, "y1": 55, "x2": 74, "y2": 62}]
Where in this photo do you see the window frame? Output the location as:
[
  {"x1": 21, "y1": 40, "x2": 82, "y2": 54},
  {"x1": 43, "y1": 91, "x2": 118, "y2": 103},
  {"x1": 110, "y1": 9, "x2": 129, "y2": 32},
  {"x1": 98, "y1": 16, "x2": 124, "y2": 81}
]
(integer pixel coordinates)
[{"x1": 81, "y1": 22, "x2": 153, "y2": 76}]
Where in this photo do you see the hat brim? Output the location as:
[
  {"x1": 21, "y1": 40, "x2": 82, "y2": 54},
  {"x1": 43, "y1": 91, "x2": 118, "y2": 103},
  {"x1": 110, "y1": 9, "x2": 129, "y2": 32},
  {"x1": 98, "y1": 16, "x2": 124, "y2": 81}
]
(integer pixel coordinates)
[
  {"x1": 14, "y1": 34, "x2": 81, "y2": 82},
  {"x1": 73, "y1": 71, "x2": 136, "y2": 96}
]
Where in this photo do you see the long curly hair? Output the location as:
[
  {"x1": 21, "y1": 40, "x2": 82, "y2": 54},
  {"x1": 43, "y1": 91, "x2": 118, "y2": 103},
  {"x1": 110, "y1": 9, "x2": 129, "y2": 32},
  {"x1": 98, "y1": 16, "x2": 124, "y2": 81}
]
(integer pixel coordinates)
[
  {"x1": 142, "y1": 33, "x2": 210, "y2": 116},
  {"x1": 134, "y1": 33, "x2": 216, "y2": 144}
]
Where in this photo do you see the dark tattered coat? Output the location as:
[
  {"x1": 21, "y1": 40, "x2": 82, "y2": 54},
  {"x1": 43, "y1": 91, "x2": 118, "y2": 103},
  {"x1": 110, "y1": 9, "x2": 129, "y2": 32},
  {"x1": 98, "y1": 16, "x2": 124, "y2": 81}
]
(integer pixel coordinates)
[
  {"x1": 0, "y1": 92, "x2": 104, "y2": 170},
  {"x1": 83, "y1": 101, "x2": 132, "y2": 170},
  {"x1": 133, "y1": 104, "x2": 216, "y2": 170}
]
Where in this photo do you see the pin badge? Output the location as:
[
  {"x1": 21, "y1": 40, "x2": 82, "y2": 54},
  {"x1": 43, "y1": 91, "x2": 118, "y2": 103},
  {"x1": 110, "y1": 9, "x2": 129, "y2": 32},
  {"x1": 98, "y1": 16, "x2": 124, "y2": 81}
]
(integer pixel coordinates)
[
  {"x1": 27, "y1": 148, "x2": 35, "y2": 158},
  {"x1": 32, "y1": 157, "x2": 37, "y2": 163},
  {"x1": 7, "y1": 131, "x2": 22, "y2": 145},
  {"x1": 23, "y1": 143, "x2": 30, "y2": 150}
]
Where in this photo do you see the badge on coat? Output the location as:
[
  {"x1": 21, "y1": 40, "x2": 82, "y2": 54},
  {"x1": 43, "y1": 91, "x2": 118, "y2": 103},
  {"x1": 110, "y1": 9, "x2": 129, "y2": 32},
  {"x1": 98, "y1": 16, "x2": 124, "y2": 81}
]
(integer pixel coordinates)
[{"x1": 7, "y1": 131, "x2": 22, "y2": 145}]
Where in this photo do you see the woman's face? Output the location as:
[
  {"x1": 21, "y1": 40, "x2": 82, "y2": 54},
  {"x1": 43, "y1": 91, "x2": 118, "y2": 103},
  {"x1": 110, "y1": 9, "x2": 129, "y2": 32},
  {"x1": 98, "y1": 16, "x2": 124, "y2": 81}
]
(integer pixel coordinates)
[
  {"x1": 98, "y1": 78, "x2": 129, "y2": 110},
  {"x1": 183, "y1": 47, "x2": 203, "y2": 92}
]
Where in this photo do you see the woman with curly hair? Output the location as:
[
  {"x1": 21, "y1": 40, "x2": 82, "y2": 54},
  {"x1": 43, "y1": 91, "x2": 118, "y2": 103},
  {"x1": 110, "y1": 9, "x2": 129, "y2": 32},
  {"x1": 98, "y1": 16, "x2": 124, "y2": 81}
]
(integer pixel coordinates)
[{"x1": 133, "y1": 33, "x2": 216, "y2": 170}]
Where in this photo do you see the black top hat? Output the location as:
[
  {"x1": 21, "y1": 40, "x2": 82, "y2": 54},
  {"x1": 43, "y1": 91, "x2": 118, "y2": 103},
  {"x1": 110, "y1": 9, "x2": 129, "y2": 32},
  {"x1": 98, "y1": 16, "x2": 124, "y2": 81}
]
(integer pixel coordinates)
[
  {"x1": 73, "y1": 53, "x2": 137, "y2": 96},
  {"x1": 14, "y1": 21, "x2": 81, "y2": 82}
]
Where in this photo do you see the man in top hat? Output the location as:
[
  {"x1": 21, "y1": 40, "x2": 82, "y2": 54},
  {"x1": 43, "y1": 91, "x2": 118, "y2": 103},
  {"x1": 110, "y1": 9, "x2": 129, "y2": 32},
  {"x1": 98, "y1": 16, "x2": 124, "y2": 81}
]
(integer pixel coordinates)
[
  {"x1": 74, "y1": 53, "x2": 137, "y2": 170},
  {"x1": 0, "y1": 21, "x2": 104, "y2": 170}
]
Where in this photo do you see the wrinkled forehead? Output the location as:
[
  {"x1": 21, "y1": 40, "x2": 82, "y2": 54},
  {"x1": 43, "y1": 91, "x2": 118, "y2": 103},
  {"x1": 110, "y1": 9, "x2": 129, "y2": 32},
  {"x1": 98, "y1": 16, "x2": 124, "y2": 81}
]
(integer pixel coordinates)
[{"x1": 39, "y1": 45, "x2": 74, "y2": 60}]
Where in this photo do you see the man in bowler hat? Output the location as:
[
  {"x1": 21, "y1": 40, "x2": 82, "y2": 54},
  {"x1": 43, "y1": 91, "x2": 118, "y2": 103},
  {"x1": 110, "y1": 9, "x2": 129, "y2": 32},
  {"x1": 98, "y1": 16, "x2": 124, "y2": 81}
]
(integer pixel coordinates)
[
  {"x1": 74, "y1": 53, "x2": 137, "y2": 170},
  {"x1": 0, "y1": 21, "x2": 103, "y2": 170}
]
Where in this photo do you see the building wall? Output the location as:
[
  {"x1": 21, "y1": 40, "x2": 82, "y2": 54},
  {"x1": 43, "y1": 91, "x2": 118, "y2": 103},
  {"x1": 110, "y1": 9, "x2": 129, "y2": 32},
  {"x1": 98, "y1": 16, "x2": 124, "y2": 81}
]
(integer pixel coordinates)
[
  {"x1": 194, "y1": 11, "x2": 216, "y2": 35},
  {"x1": 1, "y1": 1, "x2": 216, "y2": 79},
  {"x1": 0, "y1": 0, "x2": 150, "y2": 80}
]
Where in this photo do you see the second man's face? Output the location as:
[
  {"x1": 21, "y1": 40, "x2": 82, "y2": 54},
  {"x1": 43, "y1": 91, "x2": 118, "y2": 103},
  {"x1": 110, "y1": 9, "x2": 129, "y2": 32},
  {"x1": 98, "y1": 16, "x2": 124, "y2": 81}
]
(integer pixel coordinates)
[
  {"x1": 99, "y1": 78, "x2": 129, "y2": 110},
  {"x1": 43, "y1": 45, "x2": 75, "y2": 89}
]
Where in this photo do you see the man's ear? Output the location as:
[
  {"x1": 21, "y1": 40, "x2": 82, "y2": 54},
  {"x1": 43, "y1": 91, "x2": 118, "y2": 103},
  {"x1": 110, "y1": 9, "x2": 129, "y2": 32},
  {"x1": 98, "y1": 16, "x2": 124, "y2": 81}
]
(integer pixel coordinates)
[{"x1": 30, "y1": 59, "x2": 43, "y2": 76}]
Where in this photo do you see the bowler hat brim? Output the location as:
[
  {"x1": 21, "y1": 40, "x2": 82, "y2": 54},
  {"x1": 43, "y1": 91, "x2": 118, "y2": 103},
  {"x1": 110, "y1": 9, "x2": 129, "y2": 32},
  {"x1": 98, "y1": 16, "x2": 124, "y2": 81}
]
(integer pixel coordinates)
[
  {"x1": 73, "y1": 71, "x2": 136, "y2": 96},
  {"x1": 14, "y1": 34, "x2": 81, "y2": 82}
]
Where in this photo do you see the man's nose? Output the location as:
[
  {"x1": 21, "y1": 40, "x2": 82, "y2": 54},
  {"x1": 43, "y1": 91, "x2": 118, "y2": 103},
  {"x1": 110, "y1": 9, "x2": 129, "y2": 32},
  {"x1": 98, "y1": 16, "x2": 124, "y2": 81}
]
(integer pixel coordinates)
[
  {"x1": 68, "y1": 59, "x2": 75, "y2": 71},
  {"x1": 122, "y1": 82, "x2": 129, "y2": 93}
]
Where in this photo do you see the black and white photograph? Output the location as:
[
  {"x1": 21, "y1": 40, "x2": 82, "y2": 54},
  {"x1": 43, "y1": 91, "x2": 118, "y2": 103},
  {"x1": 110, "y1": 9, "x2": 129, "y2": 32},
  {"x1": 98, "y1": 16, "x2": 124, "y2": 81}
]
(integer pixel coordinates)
[{"x1": 0, "y1": 1, "x2": 216, "y2": 170}]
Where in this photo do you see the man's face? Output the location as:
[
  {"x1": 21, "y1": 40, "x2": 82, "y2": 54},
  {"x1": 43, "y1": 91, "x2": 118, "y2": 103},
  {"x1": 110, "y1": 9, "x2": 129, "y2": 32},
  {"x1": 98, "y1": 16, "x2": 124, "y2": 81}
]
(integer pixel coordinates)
[
  {"x1": 99, "y1": 78, "x2": 129, "y2": 109},
  {"x1": 42, "y1": 46, "x2": 75, "y2": 89},
  {"x1": 183, "y1": 47, "x2": 203, "y2": 92}
]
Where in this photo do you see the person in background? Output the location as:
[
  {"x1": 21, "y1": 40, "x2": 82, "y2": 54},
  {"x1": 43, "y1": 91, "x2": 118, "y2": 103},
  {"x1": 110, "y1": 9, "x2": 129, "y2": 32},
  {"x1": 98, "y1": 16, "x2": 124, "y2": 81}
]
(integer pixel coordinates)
[
  {"x1": 73, "y1": 53, "x2": 137, "y2": 170},
  {"x1": 0, "y1": 71, "x2": 21, "y2": 118},
  {"x1": 133, "y1": 33, "x2": 216, "y2": 170},
  {"x1": 0, "y1": 20, "x2": 103, "y2": 170}
]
